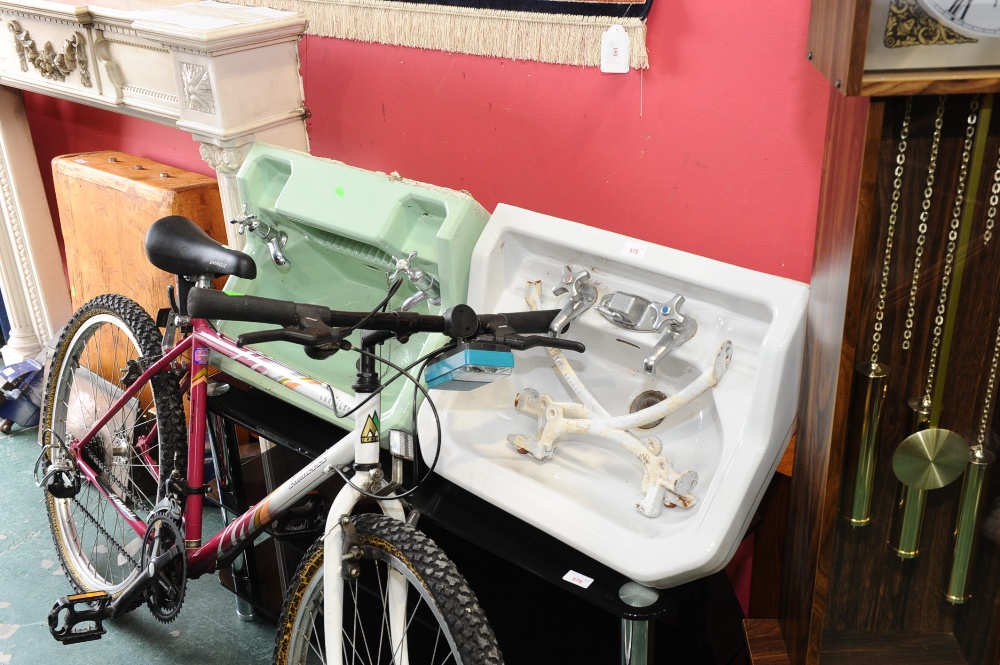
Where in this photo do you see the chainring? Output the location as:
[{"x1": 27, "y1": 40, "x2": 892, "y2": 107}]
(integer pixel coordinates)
[{"x1": 141, "y1": 509, "x2": 187, "y2": 623}]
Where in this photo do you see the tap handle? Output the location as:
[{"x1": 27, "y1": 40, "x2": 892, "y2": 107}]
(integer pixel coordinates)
[
  {"x1": 652, "y1": 294, "x2": 687, "y2": 332},
  {"x1": 552, "y1": 265, "x2": 592, "y2": 300},
  {"x1": 229, "y1": 203, "x2": 259, "y2": 236},
  {"x1": 388, "y1": 251, "x2": 440, "y2": 303},
  {"x1": 388, "y1": 250, "x2": 419, "y2": 285}
]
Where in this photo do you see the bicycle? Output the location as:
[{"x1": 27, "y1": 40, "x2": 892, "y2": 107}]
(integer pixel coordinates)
[{"x1": 35, "y1": 213, "x2": 585, "y2": 664}]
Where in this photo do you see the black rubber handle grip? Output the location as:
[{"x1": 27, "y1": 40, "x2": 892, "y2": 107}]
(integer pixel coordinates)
[
  {"x1": 188, "y1": 287, "x2": 449, "y2": 335},
  {"x1": 188, "y1": 288, "x2": 299, "y2": 326},
  {"x1": 189, "y1": 288, "x2": 566, "y2": 343}
]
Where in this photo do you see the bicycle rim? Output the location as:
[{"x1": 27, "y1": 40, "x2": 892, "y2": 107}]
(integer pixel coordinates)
[
  {"x1": 44, "y1": 295, "x2": 185, "y2": 596},
  {"x1": 275, "y1": 514, "x2": 502, "y2": 665}
]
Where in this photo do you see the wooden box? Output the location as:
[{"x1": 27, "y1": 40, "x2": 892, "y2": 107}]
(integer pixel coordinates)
[{"x1": 53, "y1": 150, "x2": 226, "y2": 317}]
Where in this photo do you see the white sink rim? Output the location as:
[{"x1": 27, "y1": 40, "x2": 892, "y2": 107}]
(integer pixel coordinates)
[{"x1": 417, "y1": 203, "x2": 808, "y2": 588}]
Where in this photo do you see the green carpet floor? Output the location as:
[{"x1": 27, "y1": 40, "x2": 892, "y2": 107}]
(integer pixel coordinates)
[{"x1": 0, "y1": 426, "x2": 275, "y2": 664}]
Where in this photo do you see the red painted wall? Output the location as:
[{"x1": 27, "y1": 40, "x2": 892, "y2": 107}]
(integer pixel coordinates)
[
  {"x1": 18, "y1": 0, "x2": 830, "y2": 616},
  {"x1": 22, "y1": 0, "x2": 830, "y2": 284}
]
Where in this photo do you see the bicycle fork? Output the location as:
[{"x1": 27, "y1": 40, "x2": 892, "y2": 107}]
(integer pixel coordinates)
[
  {"x1": 324, "y1": 469, "x2": 407, "y2": 663},
  {"x1": 323, "y1": 360, "x2": 409, "y2": 665}
]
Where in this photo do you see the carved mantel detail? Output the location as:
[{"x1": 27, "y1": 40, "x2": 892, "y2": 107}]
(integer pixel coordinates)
[
  {"x1": 180, "y1": 62, "x2": 214, "y2": 113},
  {"x1": 200, "y1": 142, "x2": 251, "y2": 176},
  {"x1": 8, "y1": 20, "x2": 91, "y2": 86}
]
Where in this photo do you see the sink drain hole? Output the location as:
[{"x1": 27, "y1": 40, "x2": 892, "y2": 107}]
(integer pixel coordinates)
[{"x1": 630, "y1": 390, "x2": 668, "y2": 429}]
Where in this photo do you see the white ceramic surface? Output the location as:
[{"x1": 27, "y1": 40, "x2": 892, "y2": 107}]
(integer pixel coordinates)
[{"x1": 417, "y1": 203, "x2": 809, "y2": 588}]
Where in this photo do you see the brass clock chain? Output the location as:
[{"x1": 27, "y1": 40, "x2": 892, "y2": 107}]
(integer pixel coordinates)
[
  {"x1": 892, "y1": 95, "x2": 984, "y2": 559},
  {"x1": 903, "y1": 95, "x2": 947, "y2": 352},
  {"x1": 982, "y1": 145, "x2": 1000, "y2": 246},
  {"x1": 840, "y1": 96, "x2": 912, "y2": 527}
]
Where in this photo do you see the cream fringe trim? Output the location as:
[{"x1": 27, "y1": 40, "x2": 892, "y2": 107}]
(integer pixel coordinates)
[{"x1": 223, "y1": 0, "x2": 649, "y2": 68}]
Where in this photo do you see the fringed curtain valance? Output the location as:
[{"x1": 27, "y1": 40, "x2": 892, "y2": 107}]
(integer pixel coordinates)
[{"x1": 221, "y1": 0, "x2": 652, "y2": 68}]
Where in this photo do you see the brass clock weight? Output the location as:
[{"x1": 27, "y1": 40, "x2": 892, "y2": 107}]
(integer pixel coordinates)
[
  {"x1": 946, "y1": 313, "x2": 999, "y2": 604},
  {"x1": 840, "y1": 94, "x2": 1000, "y2": 602},
  {"x1": 888, "y1": 96, "x2": 984, "y2": 558},
  {"x1": 803, "y1": 0, "x2": 1000, "y2": 658},
  {"x1": 839, "y1": 97, "x2": 913, "y2": 527}
]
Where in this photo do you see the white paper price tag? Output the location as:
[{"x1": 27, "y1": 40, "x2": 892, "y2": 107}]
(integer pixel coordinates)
[
  {"x1": 621, "y1": 240, "x2": 647, "y2": 260},
  {"x1": 601, "y1": 25, "x2": 630, "y2": 74},
  {"x1": 562, "y1": 570, "x2": 594, "y2": 589}
]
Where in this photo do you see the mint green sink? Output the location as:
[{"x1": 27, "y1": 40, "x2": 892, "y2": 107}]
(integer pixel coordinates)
[{"x1": 214, "y1": 145, "x2": 489, "y2": 437}]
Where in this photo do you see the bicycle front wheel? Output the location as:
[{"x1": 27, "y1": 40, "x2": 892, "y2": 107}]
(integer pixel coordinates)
[
  {"x1": 42, "y1": 294, "x2": 187, "y2": 599},
  {"x1": 275, "y1": 513, "x2": 503, "y2": 665}
]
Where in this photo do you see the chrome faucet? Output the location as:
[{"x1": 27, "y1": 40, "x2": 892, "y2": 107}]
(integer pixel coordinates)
[
  {"x1": 230, "y1": 204, "x2": 289, "y2": 267},
  {"x1": 389, "y1": 251, "x2": 441, "y2": 312},
  {"x1": 549, "y1": 266, "x2": 598, "y2": 337},
  {"x1": 596, "y1": 291, "x2": 697, "y2": 374},
  {"x1": 642, "y1": 299, "x2": 697, "y2": 374}
]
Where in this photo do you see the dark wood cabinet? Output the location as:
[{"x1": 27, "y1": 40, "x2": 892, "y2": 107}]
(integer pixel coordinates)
[{"x1": 769, "y1": 88, "x2": 1000, "y2": 665}]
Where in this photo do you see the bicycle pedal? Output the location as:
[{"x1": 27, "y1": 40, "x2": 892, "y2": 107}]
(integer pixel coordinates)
[{"x1": 48, "y1": 591, "x2": 111, "y2": 644}]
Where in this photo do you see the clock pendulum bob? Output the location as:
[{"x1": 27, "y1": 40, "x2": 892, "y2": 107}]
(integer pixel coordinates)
[{"x1": 890, "y1": 424, "x2": 967, "y2": 557}]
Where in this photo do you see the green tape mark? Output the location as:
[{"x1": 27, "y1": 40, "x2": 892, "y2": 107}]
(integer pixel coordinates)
[{"x1": 334, "y1": 186, "x2": 345, "y2": 197}]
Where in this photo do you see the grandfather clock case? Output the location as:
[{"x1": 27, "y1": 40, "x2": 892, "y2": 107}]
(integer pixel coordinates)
[{"x1": 781, "y1": 3, "x2": 1000, "y2": 664}]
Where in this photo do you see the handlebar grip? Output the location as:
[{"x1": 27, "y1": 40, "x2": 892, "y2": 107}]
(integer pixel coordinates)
[{"x1": 188, "y1": 288, "x2": 298, "y2": 326}]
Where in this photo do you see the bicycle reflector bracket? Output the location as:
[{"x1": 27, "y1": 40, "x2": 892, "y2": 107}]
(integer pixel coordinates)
[{"x1": 425, "y1": 342, "x2": 514, "y2": 391}]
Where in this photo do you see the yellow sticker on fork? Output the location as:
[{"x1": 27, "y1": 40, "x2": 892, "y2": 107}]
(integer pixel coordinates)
[{"x1": 360, "y1": 414, "x2": 380, "y2": 444}]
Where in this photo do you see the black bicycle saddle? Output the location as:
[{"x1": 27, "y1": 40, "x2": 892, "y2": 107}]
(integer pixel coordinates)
[{"x1": 145, "y1": 215, "x2": 256, "y2": 280}]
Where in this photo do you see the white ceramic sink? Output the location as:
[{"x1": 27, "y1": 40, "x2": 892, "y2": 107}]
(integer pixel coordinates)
[{"x1": 417, "y1": 203, "x2": 808, "y2": 588}]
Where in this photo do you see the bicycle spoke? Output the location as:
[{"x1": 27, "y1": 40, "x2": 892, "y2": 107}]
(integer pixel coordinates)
[{"x1": 44, "y1": 297, "x2": 185, "y2": 603}]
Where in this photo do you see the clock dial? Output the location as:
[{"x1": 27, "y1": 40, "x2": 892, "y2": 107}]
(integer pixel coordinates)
[
  {"x1": 812, "y1": 0, "x2": 1000, "y2": 97},
  {"x1": 920, "y1": 0, "x2": 1000, "y2": 37}
]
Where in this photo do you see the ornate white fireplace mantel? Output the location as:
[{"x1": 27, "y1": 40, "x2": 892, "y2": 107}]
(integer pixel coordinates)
[{"x1": 0, "y1": 0, "x2": 308, "y2": 362}]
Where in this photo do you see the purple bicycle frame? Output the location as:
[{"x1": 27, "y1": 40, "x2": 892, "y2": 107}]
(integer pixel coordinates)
[{"x1": 68, "y1": 316, "x2": 360, "y2": 578}]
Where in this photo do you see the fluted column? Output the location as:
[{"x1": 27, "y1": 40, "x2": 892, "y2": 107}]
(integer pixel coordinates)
[
  {"x1": 199, "y1": 139, "x2": 255, "y2": 247},
  {"x1": 0, "y1": 86, "x2": 72, "y2": 363}
]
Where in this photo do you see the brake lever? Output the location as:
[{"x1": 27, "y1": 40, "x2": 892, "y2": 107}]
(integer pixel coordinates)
[
  {"x1": 479, "y1": 334, "x2": 585, "y2": 354},
  {"x1": 236, "y1": 326, "x2": 346, "y2": 348}
]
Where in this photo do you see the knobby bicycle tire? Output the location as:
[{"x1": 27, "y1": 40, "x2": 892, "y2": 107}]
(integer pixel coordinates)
[
  {"x1": 274, "y1": 512, "x2": 503, "y2": 665},
  {"x1": 43, "y1": 294, "x2": 187, "y2": 600}
]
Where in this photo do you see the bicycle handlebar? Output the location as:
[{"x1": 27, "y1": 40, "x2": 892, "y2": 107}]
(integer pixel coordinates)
[{"x1": 186, "y1": 287, "x2": 585, "y2": 353}]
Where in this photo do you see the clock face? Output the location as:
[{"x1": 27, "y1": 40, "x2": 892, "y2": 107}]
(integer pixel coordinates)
[
  {"x1": 863, "y1": 0, "x2": 1000, "y2": 74},
  {"x1": 919, "y1": 0, "x2": 1000, "y2": 37}
]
